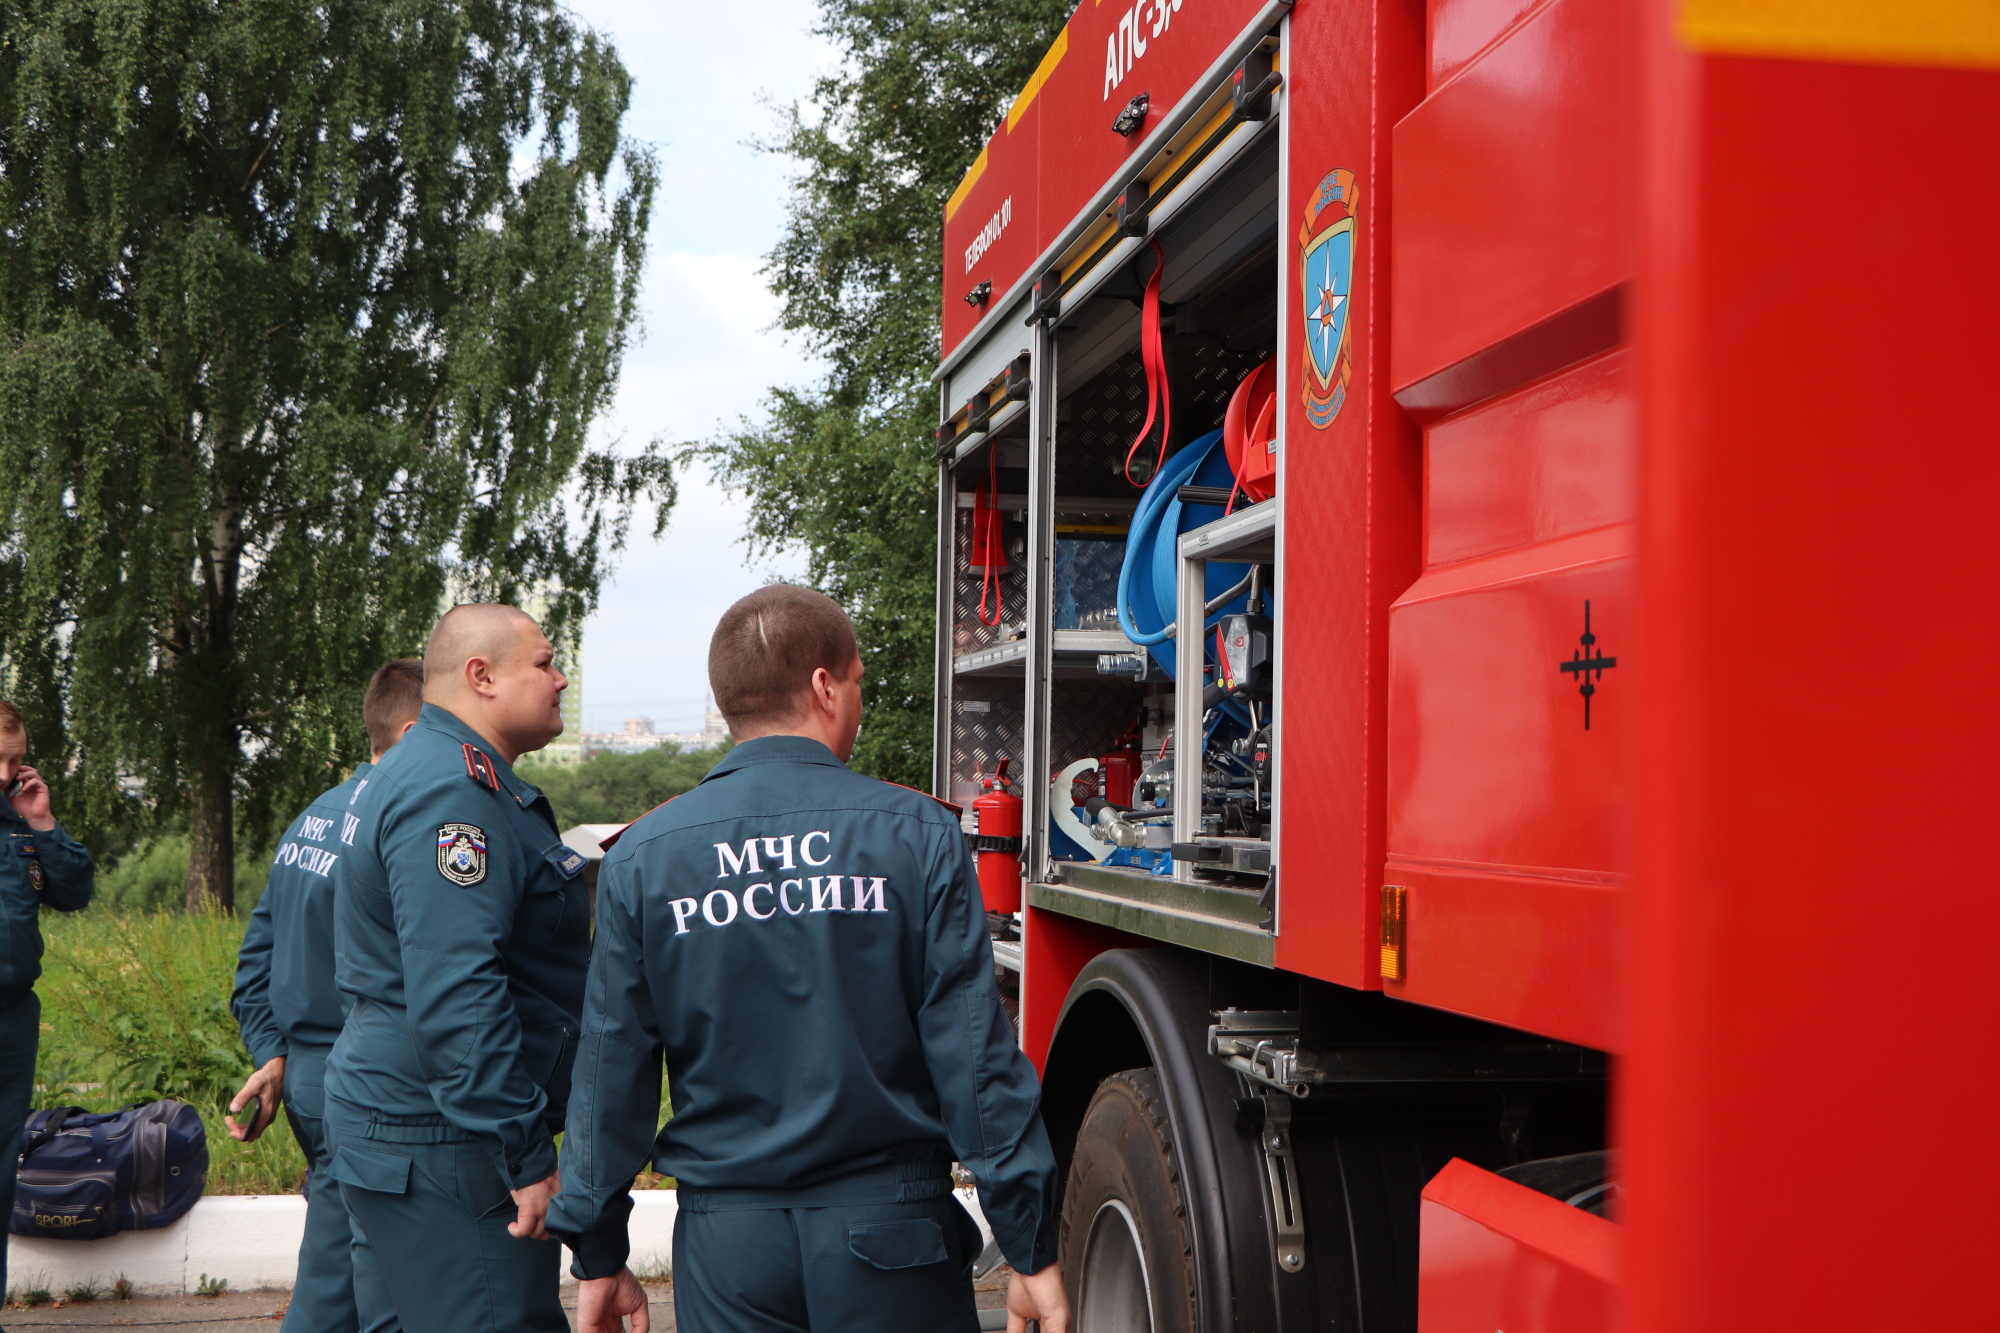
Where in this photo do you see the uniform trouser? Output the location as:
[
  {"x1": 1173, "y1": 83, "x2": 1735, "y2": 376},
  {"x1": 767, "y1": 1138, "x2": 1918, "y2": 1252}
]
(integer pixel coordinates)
[
  {"x1": 673, "y1": 1190, "x2": 984, "y2": 1333},
  {"x1": 282, "y1": 1067, "x2": 400, "y2": 1333},
  {"x1": 0, "y1": 991, "x2": 39, "y2": 1307},
  {"x1": 324, "y1": 1099, "x2": 565, "y2": 1333}
]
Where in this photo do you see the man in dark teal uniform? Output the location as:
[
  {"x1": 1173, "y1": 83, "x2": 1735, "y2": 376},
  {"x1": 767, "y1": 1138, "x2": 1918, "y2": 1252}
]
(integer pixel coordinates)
[
  {"x1": 549, "y1": 585, "x2": 1071, "y2": 1333},
  {"x1": 324, "y1": 605, "x2": 592, "y2": 1333},
  {"x1": 0, "y1": 699, "x2": 94, "y2": 1303},
  {"x1": 228, "y1": 657, "x2": 424, "y2": 1333}
]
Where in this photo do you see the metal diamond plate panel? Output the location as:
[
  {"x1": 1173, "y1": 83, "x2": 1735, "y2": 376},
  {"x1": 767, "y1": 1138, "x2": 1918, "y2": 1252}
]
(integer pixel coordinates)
[
  {"x1": 952, "y1": 506, "x2": 1028, "y2": 655},
  {"x1": 1049, "y1": 680, "x2": 1150, "y2": 774},
  {"x1": 1058, "y1": 340, "x2": 1265, "y2": 496},
  {"x1": 949, "y1": 685, "x2": 1025, "y2": 807}
]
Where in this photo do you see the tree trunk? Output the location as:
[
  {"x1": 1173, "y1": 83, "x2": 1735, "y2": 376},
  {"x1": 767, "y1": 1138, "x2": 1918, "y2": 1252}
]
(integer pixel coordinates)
[
  {"x1": 184, "y1": 437, "x2": 247, "y2": 915},
  {"x1": 186, "y1": 759, "x2": 236, "y2": 914}
]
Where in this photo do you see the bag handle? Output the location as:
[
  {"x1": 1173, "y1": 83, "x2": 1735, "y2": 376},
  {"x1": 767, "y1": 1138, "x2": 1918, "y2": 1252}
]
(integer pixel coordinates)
[{"x1": 21, "y1": 1106, "x2": 83, "y2": 1158}]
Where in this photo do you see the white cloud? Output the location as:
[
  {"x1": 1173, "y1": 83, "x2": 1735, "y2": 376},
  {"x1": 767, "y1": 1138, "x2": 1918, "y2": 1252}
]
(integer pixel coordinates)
[{"x1": 560, "y1": 0, "x2": 836, "y2": 734}]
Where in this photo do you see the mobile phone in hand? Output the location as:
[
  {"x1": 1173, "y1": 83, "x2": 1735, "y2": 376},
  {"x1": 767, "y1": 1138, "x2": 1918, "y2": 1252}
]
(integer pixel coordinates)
[{"x1": 3, "y1": 779, "x2": 19, "y2": 799}]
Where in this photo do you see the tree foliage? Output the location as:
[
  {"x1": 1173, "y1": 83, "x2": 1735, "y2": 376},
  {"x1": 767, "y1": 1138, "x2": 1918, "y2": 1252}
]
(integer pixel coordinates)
[
  {"x1": 0, "y1": 0, "x2": 665, "y2": 907},
  {"x1": 703, "y1": 0, "x2": 1073, "y2": 785},
  {"x1": 516, "y1": 741, "x2": 729, "y2": 828}
]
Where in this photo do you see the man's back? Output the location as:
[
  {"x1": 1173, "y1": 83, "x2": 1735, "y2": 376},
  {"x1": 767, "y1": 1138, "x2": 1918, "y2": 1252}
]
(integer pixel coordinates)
[
  {"x1": 600, "y1": 735, "x2": 1035, "y2": 1189},
  {"x1": 555, "y1": 733, "x2": 1055, "y2": 1307},
  {"x1": 232, "y1": 767, "x2": 371, "y2": 1070}
]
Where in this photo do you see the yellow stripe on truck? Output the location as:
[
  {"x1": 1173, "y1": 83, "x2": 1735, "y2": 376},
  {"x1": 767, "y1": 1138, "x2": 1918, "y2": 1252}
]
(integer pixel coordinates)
[
  {"x1": 1680, "y1": 0, "x2": 2000, "y2": 69},
  {"x1": 945, "y1": 147, "x2": 989, "y2": 224},
  {"x1": 1007, "y1": 27, "x2": 1070, "y2": 132}
]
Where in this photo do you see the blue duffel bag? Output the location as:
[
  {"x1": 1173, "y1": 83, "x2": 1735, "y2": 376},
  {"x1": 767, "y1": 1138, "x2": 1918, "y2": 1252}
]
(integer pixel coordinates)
[{"x1": 11, "y1": 1100, "x2": 208, "y2": 1239}]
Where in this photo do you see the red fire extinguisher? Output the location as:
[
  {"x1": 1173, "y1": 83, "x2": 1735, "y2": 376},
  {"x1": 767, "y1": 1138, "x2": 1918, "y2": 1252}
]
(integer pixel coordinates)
[
  {"x1": 972, "y1": 759, "x2": 1024, "y2": 914},
  {"x1": 1101, "y1": 723, "x2": 1144, "y2": 806}
]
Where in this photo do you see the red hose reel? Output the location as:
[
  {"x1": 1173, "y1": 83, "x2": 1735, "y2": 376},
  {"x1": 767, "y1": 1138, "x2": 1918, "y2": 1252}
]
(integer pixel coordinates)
[{"x1": 1223, "y1": 358, "x2": 1278, "y2": 505}]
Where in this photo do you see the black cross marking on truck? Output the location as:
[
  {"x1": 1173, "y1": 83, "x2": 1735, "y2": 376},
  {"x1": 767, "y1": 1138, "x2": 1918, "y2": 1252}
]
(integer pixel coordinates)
[{"x1": 1558, "y1": 601, "x2": 1617, "y2": 730}]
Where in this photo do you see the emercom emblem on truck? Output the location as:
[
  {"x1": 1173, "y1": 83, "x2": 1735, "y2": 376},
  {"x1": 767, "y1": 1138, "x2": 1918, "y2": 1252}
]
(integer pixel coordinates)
[{"x1": 1300, "y1": 168, "x2": 1357, "y2": 428}]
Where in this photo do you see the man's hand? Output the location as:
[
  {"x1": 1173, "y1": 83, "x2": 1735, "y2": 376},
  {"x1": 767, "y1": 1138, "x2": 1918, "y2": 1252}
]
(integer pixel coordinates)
[
  {"x1": 508, "y1": 1171, "x2": 561, "y2": 1240},
  {"x1": 224, "y1": 1057, "x2": 286, "y2": 1142},
  {"x1": 576, "y1": 1267, "x2": 650, "y2": 1333},
  {"x1": 1008, "y1": 1261, "x2": 1071, "y2": 1333},
  {"x1": 10, "y1": 766, "x2": 54, "y2": 833}
]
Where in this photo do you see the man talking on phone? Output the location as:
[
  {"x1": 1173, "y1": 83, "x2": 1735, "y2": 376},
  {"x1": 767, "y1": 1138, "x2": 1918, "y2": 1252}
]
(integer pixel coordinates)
[{"x1": 0, "y1": 700, "x2": 94, "y2": 1304}]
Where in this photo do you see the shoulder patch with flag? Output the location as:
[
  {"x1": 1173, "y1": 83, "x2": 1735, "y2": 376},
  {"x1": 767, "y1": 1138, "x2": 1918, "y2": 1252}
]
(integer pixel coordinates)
[{"x1": 437, "y1": 824, "x2": 488, "y2": 886}]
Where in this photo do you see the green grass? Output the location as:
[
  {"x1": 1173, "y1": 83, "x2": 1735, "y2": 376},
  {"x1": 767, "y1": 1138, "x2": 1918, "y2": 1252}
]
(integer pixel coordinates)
[
  {"x1": 35, "y1": 910, "x2": 306, "y2": 1195},
  {"x1": 35, "y1": 906, "x2": 673, "y2": 1197}
]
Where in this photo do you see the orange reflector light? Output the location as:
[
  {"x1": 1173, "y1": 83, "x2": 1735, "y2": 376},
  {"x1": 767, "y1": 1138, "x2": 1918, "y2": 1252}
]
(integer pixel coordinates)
[{"x1": 1380, "y1": 884, "x2": 1408, "y2": 980}]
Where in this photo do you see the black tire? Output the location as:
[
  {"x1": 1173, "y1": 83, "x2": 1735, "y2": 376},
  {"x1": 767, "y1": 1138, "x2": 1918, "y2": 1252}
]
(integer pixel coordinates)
[{"x1": 1059, "y1": 1068, "x2": 1197, "y2": 1333}]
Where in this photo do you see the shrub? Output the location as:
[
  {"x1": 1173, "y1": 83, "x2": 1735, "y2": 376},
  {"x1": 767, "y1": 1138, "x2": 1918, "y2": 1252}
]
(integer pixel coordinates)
[
  {"x1": 516, "y1": 742, "x2": 728, "y2": 827},
  {"x1": 36, "y1": 911, "x2": 306, "y2": 1195},
  {"x1": 94, "y1": 836, "x2": 273, "y2": 915}
]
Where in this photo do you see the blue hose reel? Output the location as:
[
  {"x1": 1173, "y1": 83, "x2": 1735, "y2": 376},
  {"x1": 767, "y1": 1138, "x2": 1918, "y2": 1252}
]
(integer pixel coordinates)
[{"x1": 1116, "y1": 428, "x2": 1252, "y2": 680}]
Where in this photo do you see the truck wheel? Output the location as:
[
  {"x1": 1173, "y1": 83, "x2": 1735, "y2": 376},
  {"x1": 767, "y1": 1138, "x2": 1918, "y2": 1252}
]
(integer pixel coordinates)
[{"x1": 1060, "y1": 1068, "x2": 1197, "y2": 1333}]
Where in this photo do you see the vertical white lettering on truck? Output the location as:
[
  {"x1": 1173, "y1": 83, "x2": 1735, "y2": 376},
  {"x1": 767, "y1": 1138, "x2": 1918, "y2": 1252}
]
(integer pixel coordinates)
[{"x1": 1104, "y1": 0, "x2": 1188, "y2": 99}]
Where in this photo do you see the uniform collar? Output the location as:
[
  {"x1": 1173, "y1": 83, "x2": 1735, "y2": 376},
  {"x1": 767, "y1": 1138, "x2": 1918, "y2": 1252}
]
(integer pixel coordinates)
[
  {"x1": 701, "y1": 734, "x2": 848, "y2": 782},
  {"x1": 414, "y1": 703, "x2": 539, "y2": 805}
]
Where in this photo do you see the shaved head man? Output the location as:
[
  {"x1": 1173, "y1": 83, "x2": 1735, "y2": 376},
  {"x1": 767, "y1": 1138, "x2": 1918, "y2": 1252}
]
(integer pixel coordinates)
[
  {"x1": 422, "y1": 604, "x2": 567, "y2": 761},
  {"x1": 325, "y1": 605, "x2": 590, "y2": 1333}
]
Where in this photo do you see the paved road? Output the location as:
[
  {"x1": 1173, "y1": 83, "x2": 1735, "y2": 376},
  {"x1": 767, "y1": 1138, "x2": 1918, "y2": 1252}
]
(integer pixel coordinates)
[{"x1": 1, "y1": 1269, "x2": 1015, "y2": 1331}]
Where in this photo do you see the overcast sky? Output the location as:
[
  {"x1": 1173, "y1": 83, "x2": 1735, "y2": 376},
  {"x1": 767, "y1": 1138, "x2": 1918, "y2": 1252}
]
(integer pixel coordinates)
[{"x1": 560, "y1": 0, "x2": 833, "y2": 734}]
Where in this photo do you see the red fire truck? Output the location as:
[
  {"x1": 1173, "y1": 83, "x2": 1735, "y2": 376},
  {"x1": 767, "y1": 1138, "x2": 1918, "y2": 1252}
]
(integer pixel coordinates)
[{"x1": 930, "y1": 2, "x2": 1997, "y2": 1329}]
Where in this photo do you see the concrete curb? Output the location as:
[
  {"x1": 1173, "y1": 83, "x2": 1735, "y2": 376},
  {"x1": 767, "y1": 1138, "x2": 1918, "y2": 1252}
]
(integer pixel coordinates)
[
  {"x1": 5, "y1": 1190, "x2": 681, "y2": 1296},
  {"x1": 7, "y1": 1187, "x2": 995, "y2": 1296}
]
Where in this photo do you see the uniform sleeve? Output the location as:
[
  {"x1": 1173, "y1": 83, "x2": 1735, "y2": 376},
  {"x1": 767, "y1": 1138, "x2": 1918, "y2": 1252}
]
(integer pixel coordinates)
[
  {"x1": 547, "y1": 852, "x2": 660, "y2": 1280},
  {"x1": 31, "y1": 825, "x2": 93, "y2": 913},
  {"x1": 231, "y1": 879, "x2": 285, "y2": 1068},
  {"x1": 381, "y1": 784, "x2": 557, "y2": 1188},
  {"x1": 915, "y1": 821, "x2": 1060, "y2": 1274}
]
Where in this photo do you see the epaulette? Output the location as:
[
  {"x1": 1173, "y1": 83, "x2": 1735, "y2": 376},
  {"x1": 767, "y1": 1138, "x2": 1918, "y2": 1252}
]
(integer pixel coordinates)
[
  {"x1": 886, "y1": 782, "x2": 963, "y2": 817},
  {"x1": 462, "y1": 743, "x2": 499, "y2": 793}
]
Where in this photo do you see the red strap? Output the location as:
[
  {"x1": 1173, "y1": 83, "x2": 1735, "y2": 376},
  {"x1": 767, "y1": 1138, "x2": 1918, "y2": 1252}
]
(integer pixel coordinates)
[
  {"x1": 1123, "y1": 240, "x2": 1172, "y2": 488},
  {"x1": 977, "y1": 447, "x2": 1004, "y2": 625}
]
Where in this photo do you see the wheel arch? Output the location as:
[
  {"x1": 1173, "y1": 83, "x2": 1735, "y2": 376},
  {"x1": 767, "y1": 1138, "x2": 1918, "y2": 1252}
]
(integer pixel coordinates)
[{"x1": 1040, "y1": 947, "x2": 1280, "y2": 1333}]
